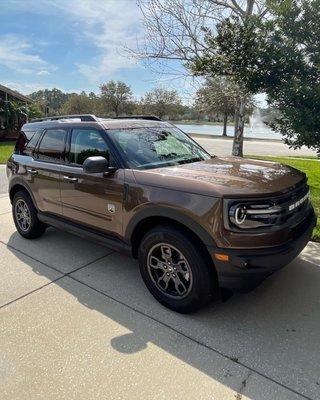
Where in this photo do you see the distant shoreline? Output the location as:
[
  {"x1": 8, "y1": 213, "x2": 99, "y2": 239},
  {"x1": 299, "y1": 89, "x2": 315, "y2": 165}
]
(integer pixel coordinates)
[
  {"x1": 170, "y1": 120, "x2": 250, "y2": 127},
  {"x1": 170, "y1": 121, "x2": 282, "y2": 141},
  {"x1": 189, "y1": 132, "x2": 283, "y2": 142}
]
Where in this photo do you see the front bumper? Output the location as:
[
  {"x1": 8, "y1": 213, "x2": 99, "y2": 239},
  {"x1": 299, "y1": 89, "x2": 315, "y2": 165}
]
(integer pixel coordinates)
[{"x1": 208, "y1": 208, "x2": 316, "y2": 292}]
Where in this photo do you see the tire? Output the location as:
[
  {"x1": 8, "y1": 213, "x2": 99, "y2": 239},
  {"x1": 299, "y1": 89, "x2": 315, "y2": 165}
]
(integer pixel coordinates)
[
  {"x1": 138, "y1": 225, "x2": 218, "y2": 313},
  {"x1": 12, "y1": 190, "x2": 47, "y2": 239}
]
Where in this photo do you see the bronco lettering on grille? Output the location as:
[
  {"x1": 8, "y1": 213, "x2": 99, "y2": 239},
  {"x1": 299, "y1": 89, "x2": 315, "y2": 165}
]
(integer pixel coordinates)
[{"x1": 288, "y1": 192, "x2": 309, "y2": 212}]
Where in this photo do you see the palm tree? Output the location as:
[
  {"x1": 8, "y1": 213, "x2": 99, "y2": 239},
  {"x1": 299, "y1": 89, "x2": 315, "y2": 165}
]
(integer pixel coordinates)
[
  {"x1": 0, "y1": 99, "x2": 43, "y2": 139},
  {"x1": 0, "y1": 100, "x2": 27, "y2": 139}
]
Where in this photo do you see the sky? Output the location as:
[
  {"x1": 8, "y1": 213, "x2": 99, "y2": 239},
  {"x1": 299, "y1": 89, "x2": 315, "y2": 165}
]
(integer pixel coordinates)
[
  {"x1": 0, "y1": 0, "x2": 189, "y2": 98},
  {"x1": 0, "y1": 0, "x2": 266, "y2": 106}
]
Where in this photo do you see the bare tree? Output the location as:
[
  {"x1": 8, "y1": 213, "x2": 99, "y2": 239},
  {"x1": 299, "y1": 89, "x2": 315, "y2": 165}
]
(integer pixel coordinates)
[{"x1": 135, "y1": 0, "x2": 267, "y2": 156}]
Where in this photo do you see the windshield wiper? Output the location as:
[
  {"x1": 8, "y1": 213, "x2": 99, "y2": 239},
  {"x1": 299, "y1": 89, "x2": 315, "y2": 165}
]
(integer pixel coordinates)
[{"x1": 177, "y1": 156, "x2": 202, "y2": 165}]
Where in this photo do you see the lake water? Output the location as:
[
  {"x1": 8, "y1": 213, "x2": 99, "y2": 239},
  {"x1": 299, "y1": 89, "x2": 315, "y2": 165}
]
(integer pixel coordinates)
[{"x1": 174, "y1": 123, "x2": 282, "y2": 140}]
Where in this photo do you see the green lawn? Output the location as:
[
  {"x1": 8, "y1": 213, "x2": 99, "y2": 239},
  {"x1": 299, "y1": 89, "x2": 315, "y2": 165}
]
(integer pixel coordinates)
[
  {"x1": 0, "y1": 141, "x2": 14, "y2": 164},
  {"x1": 247, "y1": 156, "x2": 320, "y2": 242}
]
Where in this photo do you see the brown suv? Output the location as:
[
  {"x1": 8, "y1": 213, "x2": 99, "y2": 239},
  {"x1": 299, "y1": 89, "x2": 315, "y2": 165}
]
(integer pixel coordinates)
[{"x1": 7, "y1": 114, "x2": 316, "y2": 312}]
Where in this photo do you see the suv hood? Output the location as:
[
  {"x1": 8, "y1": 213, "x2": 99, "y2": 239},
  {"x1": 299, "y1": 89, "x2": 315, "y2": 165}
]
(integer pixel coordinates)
[{"x1": 132, "y1": 157, "x2": 306, "y2": 198}]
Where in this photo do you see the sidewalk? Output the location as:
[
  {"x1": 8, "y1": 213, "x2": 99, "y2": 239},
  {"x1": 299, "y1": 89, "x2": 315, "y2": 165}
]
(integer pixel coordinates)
[{"x1": 0, "y1": 195, "x2": 320, "y2": 399}]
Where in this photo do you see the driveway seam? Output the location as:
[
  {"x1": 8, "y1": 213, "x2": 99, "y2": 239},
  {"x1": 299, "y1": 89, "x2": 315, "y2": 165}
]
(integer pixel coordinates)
[
  {"x1": 0, "y1": 239, "x2": 113, "y2": 275},
  {"x1": 0, "y1": 276, "x2": 64, "y2": 310},
  {"x1": 235, "y1": 370, "x2": 252, "y2": 400},
  {"x1": 68, "y1": 274, "x2": 313, "y2": 400},
  {"x1": 0, "y1": 251, "x2": 114, "y2": 310},
  {"x1": 0, "y1": 240, "x2": 62, "y2": 274}
]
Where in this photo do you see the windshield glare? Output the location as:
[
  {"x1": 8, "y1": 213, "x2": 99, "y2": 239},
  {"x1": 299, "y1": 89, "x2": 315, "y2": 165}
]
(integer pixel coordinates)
[{"x1": 110, "y1": 127, "x2": 210, "y2": 169}]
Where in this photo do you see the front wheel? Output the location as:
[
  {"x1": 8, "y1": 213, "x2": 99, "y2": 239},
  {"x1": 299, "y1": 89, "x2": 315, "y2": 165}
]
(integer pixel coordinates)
[{"x1": 138, "y1": 225, "x2": 218, "y2": 313}]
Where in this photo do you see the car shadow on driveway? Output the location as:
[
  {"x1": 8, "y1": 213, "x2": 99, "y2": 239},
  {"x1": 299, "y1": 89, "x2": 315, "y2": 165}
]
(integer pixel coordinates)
[{"x1": 6, "y1": 230, "x2": 320, "y2": 400}]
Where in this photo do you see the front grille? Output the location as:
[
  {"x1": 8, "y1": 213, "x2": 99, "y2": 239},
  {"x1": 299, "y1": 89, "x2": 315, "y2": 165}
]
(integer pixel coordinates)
[{"x1": 269, "y1": 182, "x2": 310, "y2": 228}]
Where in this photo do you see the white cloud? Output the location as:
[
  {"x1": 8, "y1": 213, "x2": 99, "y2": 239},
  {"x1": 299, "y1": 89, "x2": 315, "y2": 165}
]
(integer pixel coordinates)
[
  {"x1": 2, "y1": 0, "x2": 141, "y2": 81},
  {"x1": 3, "y1": 81, "x2": 64, "y2": 95},
  {"x1": 37, "y1": 70, "x2": 50, "y2": 76},
  {"x1": 0, "y1": 34, "x2": 55, "y2": 74},
  {"x1": 53, "y1": 0, "x2": 141, "y2": 81}
]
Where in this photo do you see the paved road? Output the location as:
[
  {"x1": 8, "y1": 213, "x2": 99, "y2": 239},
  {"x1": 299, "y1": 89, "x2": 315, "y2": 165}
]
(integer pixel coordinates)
[
  {"x1": 0, "y1": 195, "x2": 319, "y2": 399},
  {"x1": 190, "y1": 135, "x2": 317, "y2": 158}
]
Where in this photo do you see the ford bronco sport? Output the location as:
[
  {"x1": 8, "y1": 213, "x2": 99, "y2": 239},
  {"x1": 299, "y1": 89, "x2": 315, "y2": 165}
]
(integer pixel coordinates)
[{"x1": 7, "y1": 114, "x2": 316, "y2": 313}]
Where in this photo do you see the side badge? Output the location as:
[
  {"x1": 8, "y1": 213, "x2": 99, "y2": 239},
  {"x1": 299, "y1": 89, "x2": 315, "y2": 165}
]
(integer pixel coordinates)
[{"x1": 107, "y1": 203, "x2": 116, "y2": 213}]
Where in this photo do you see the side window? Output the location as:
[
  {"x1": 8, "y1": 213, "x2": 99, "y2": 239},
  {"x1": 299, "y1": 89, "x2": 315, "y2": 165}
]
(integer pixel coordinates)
[
  {"x1": 15, "y1": 130, "x2": 42, "y2": 156},
  {"x1": 69, "y1": 129, "x2": 112, "y2": 166},
  {"x1": 36, "y1": 129, "x2": 67, "y2": 162}
]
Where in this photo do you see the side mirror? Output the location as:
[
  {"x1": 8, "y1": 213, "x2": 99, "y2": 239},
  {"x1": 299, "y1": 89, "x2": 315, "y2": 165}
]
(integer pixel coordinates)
[{"x1": 83, "y1": 156, "x2": 109, "y2": 174}]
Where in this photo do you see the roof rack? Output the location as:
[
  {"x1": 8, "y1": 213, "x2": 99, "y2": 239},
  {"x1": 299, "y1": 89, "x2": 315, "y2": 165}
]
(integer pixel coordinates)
[
  {"x1": 113, "y1": 115, "x2": 162, "y2": 121},
  {"x1": 29, "y1": 114, "x2": 162, "y2": 123},
  {"x1": 30, "y1": 114, "x2": 98, "y2": 123}
]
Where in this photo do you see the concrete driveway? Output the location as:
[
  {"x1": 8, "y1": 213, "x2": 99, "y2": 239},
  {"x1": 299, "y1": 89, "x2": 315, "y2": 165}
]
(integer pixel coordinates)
[
  {"x1": 0, "y1": 195, "x2": 320, "y2": 400},
  {"x1": 0, "y1": 165, "x2": 8, "y2": 195}
]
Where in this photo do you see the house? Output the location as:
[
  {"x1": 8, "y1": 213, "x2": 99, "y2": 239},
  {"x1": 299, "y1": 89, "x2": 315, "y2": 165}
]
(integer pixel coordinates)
[{"x1": 0, "y1": 84, "x2": 33, "y2": 139}]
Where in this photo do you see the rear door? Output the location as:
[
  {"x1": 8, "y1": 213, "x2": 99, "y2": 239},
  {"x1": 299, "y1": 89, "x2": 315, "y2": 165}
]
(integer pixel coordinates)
[
  {"x1": 31, "y1": 128, "x2": 68, "y2": 215},
  {"x1": 60, "y1": 127, "x2": 124, "y2": 237}
]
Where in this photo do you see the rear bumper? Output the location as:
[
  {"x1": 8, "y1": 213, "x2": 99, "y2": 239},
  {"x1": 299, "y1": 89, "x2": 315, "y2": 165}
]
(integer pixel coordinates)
[{"x1": 208, "y1": 209, "x2": 316, "y2": 292}]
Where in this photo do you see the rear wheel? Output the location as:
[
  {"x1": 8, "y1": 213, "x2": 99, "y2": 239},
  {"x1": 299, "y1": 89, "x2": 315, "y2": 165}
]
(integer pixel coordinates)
[
  {"x1": 138, "y1": 225, "x2": 218, "y2": 313},
  {"x1": 12, "y1": 191, "x2": 46, "y2": 239}
]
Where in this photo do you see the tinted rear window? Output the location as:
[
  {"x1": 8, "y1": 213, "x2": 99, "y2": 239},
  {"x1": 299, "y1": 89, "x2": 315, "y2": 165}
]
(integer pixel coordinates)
[
  {"x1": 36, "y1": 129, "x2": 67, "y2": 162},
  {"x1": 14, "y1": 130, "x2": 42, "y2": 156}
]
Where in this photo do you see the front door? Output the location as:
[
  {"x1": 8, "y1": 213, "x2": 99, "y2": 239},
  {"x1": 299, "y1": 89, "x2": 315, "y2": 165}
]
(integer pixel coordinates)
[{"x1": 60, "y1": 128, "x2": 124, "y2": 237}]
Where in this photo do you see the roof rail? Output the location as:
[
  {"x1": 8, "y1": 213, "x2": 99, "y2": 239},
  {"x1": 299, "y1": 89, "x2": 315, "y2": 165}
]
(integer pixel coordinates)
[
  {"x1": 29, "y1": 114, "x2": 162, "y2": 123},
  {"x1": 113, "y1": 115, "x2": 162, "y2": 121},
  {"x1": 30, "y1": 114, "x2": 98, "y2": 123}
]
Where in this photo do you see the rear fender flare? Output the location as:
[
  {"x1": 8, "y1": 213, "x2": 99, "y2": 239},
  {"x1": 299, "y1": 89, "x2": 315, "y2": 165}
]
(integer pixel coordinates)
[{"x1": 9, "y1": 178, "x2": 38, "y2": 209}]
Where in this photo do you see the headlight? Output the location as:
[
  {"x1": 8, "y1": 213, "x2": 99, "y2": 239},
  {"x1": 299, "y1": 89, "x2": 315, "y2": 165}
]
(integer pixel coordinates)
[
  {"x1": 228, "y1": 201, "x2": 281, "y2": 230},
  {"x1": 225, "y1": 186, "x2": 310, "y2": 231},
  {"x1": 233, "y1": 205, "x2": 247, "y2": 225}
]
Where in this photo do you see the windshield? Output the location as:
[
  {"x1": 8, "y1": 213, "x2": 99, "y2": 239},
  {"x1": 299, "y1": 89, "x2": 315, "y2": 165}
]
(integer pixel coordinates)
[{"x1": 109, "y1": 127, "x2": 211, "y2": 169}]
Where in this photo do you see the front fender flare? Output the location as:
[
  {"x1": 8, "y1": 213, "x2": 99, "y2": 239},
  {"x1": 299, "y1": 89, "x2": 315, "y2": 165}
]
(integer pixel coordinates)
[{"x1": 125, "y1": 206, "x2": 216, "y2": 247}]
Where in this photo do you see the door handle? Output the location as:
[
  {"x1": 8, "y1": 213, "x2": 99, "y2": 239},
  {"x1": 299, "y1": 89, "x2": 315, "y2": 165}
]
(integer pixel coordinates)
[
  {"x1": 63, "y1": 176, "x2": 78, "y2": 183},
  {"x1": 27, "y1": 168, "x2": 38, "y2": 176}
]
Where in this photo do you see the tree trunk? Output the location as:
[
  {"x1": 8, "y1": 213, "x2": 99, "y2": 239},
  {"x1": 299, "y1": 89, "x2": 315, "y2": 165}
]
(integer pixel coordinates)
[
  {"x1": 232, "y1": 96, "x2": 245, "y2": 157},
  {"x1": 222, "y1": 113, "x2": 228, "y2": 136},
  {"x1": 230, "y1": 0, "x2": 252, "y2": 158}
]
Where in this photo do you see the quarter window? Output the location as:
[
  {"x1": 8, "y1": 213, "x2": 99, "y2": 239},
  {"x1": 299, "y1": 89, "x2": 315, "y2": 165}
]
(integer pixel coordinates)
[
  {"x1": 36, "y1": 129, "x2": 67, "y2": 162},
  {"x1": 69, "y1": 129, "x2": 111, "y2": 165},
  {"x1": 15, "y1": 130, "x2": 42, "y2": 156}
]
